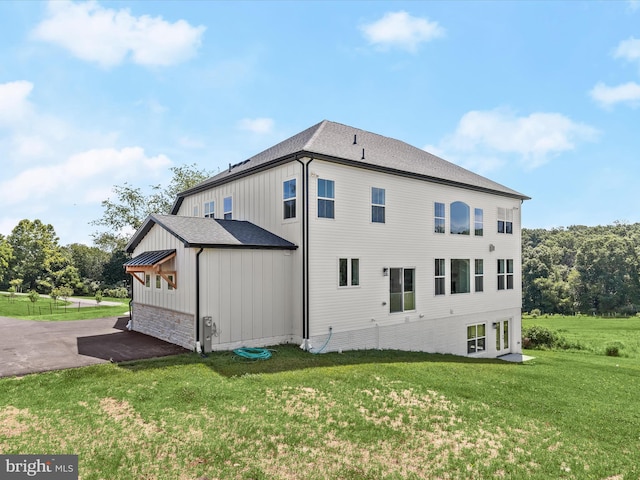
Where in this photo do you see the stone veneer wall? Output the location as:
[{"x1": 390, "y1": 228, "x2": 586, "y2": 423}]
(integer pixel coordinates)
[{"x1": 131, "y1": 302, "x2": 194, "y2": 350}]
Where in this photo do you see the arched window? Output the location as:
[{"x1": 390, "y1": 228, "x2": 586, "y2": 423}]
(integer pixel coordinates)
[{"x1": 450, "y1": 201, "x2": 470, "y2": 235}]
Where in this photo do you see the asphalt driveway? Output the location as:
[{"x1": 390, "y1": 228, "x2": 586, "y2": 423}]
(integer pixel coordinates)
[{"x1": 0, "y1": 316, "x2": 188, "y2": 378}]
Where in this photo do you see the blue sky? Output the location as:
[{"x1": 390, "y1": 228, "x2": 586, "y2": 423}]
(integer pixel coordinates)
[{"x1": 1, "y1": 1, "x2": 639, "y2": 245}]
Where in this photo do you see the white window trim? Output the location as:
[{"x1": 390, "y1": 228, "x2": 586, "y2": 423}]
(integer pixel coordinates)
[
  {"x1": 283, "y1": 177, "x2": 297, "y2": 221},
  {"x1": 204, "y1": 200, "x2": 215, "y2": 219},
  {"x1": 338, "y1": 257, "x2": 360, "y2": 288},
  {"x1": 317, "y1": 178, "x2": 335, "y2": 219},
  {"x1": 434, "y1": 202, "x2": 446, "y2": 234},
  {"x1": 223, "y1": 196, "x2": 233, "y2": 220},
  {"x1": 371, "y1": 187, "x2": 385, "y2": 224}
]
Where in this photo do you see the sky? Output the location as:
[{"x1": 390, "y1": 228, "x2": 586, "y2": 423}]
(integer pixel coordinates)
[{"x1": 1, "y1": 1, "x2": 640, "y2": 246}]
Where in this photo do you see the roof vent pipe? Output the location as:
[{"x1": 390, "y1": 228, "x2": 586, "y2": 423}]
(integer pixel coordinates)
[
  {"x1": 228, "y1": 163, "x2": 232, "y2": 172},
  {"x1": 353, "y1": 134, "x2": 357, "y2": 145},
  {"x1": 361, "y1": 148, "x2": 365, "y2": 160}
]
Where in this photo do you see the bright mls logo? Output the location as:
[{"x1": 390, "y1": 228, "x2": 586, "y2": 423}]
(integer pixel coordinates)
[{"x1": 1, "y1": 455, "x2": 78, "y2": 479}]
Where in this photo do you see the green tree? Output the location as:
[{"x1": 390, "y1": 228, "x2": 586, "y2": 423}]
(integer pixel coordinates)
[
  {"x1": 7, "y1": 220, "x2": 69, "y2": 292},
  {"x1": 91, "y1": 163, "x2": 211, "y2": 251},
  {"x1": 66, "y1": 243, "x2": 109, "y2": 282},
  {"x1": 0, "y1": 235, "x2": 13, "y2": 286}
]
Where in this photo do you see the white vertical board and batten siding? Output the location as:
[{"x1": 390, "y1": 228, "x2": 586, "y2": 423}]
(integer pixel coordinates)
[
  {"x1": 131, "y1": 224, "x2": 195, "y2": 315},
  {"x1": 307, "y1": 159, "x2": 522, "y2": 356},
  {"x1": 197, "y1": 249, "x2": 294, "y2": 350},
  {"x1": 176, "y1": 162, "x2": 303, "y2": 340}
]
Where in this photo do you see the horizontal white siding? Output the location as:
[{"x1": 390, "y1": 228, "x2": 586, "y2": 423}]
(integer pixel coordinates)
[{"x1": 307, "y1": 160, "x2": 523, "y2": 356}]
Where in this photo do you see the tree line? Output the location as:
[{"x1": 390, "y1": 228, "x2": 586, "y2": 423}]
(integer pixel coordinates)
[
  {"x1": 523, "y1": 222, "x2": 640, "y2": 315},
  {"x1": 0, "y1": 164, "x2": 211, "y2": 298}
]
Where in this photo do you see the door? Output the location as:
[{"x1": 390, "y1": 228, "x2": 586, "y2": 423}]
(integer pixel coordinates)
[{"x1": 495, "y1": 319, "x2": 510, "y2": 353}]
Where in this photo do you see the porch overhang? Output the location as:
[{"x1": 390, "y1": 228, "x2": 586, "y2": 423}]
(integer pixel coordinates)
[{"x1": 124, "y1": 249, "x2": 177, "y2": 289}]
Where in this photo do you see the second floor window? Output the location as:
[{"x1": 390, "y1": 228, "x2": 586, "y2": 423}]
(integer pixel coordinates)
[
  {"x1": 204, "y1": 201, "x2": 215, "y2": 218},
  {"x1": 283, "y1": 179, "x2": 296, "y2": 219},
  {"x1": 450, "y1": 201, "x2": 470, "y2": 235},
  {"x1": 497, "y1": 208, "x2": 513, "y2": 234},
  {"x1": 451, "y1": 259, "x2": 470, "y2": 294},
  {"x1": 474, "y1": 208, "x2": 483, "y2": 236},
  {"x1": 224, "y1": 196, "x2": 233, "y2": 220},
  {"x1": 434, "y1": 202, "x2": 445, "y2": 233},
  {"x1": 318, "y1": 178, "x2": 335, "y2": 218},
  {"x1": 371, "y1": 187, "x2": 385, "y2": 223}
]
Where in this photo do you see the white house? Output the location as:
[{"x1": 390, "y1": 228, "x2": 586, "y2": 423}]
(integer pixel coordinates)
[{"x1": 124, "y1": 120, "x2": 529, "y2": 358}]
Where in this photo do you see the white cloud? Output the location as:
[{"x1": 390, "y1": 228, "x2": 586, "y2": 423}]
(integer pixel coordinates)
[
  {"x1": 0, "y1": 147, "x2": 171, "y2": 205},
  {"x1": 429, "y1": 108, "x2": 598, "y2": 171},
  {"x1": 0, "y1": 80, "x2": 34, "y2": 126},
  {"x1": 237, "y1": 117, "x2": 275, "y2": 134},
  {"x1": 360, "y1": 11, "x2": 445, "y2": 52},
  {"x1": 32, "y1": 0, "x2": 205, "y2": 68},
  {"x1": 590, "y1": 81, "x2": 640, "y2": 108},
  {"x1": 628, "y1": 0, "x2": 640, "y2": 12},
  {"x1": 614, "y1": 37, "x2": 640, "y2": 62}
]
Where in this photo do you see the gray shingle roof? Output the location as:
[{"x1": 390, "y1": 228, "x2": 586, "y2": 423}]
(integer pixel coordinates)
[
  {"x1": 126, "y1": 214, "x2": 297, "y2": 253},
  {"x1": 172, "y1": 120, "x2": 528, "y2": 213}
]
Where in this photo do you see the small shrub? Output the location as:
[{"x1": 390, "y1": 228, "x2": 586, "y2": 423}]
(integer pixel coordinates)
[
  {"x1": 605, "y1": 341, "x2": 624, "y2": 357},
  {"x1": 605, "y1": 345, "x2": 620, "y2": 357},
  {"x1": 522, "y1": 325, "x2": 557, "y2": 349},
  {"x1": 530, "y1": 308, "x2": 541, "y2": 318}
]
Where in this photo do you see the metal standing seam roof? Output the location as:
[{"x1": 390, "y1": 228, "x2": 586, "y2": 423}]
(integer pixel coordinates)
[
  {"x1": 125, "y1": 214, "x2": 298, "y2": 253},
  {"x1": 123, "y1": 249, "x2": 176, "y2": 267},
  {"x1": 171, "y1": 120, "x2": 529, "y2": 214}
]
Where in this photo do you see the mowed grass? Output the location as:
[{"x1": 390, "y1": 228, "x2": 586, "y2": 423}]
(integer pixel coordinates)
[
  {"x1": 523, "y1": 314, "x2": 640, "y2": 358},
  {"x1": 1, "y1": 318, "x2": 639, "y2": 480},
  {"x1": 0, "y1": 293, "x2": 128, "y2": 321}
]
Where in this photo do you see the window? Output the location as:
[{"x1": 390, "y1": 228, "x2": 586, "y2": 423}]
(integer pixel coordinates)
[
  {"x1": 467, "y1": 324, "x2": 486, "y2": 354},
  {"x1": 371, "y1": 187, "x2": 385, "y2": 223},
  {"x1": 145, "y1": 274, "x2": 150, "y2": 288},
  {"x1": 155, "y1": 275, "x2": 161, "y2": 289},
  {"x1": 204, "y1": 201, "x2": 215, "y2": 218},
  {"x1": 475, "y1": 259, "x2": 484, "y2": 292},
  {"x1": 434, "y1": 202, "x2": 445, "y2": 234},
  {"x1": 497, "y1": 208, "x2": 513, "y2": 234},
  {"x1": 283, "y1": 179, "x2": 296, "y2": 219},
  {"x1": 451, "y1": 259, "x2": 470, "y2": 294},
  {"x1": 223, "y1": 197, "x2": 233, "y2": 220},
  {"x1": 390, "y1": 268, "x2": 415, "y2": 312},
  {"x1": 318, "y1": 179, "x2": 335, "y2": 218},
  {"x1": 167, "y1": 274, "x2": 174, "y2": 291},
  {"x1": 435, "y1": 259, "x2": 445, "y2": 295},
  {"x1": 497, "y1": 259, "x2": 514, "y2": 290},
  {"x1": 339, "y1": 258, "x2": 359, "y2": 287},
  {"x1": 474, "y1": 208, "x2": 483, "y2": 236},
  {"x1": 450, "y1": 201, "x2": 470, "y2": 235}
]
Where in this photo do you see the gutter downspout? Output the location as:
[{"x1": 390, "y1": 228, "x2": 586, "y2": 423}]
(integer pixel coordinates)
[
  {"x1": 296, "y1": 156, "x2": 313, "y2": 350},
  {"x1": 195, "y1": 247, "x2": 204, "y2": 353}
]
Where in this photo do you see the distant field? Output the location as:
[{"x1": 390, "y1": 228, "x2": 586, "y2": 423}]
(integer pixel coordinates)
[
  {"x1": 0, "y1": 293, "x2": 128, "y2": 321},
  {"x1": 523, "y1": 314, "x2": 640, "y2": 359},
  {"x1": 1, "y1": 320, "x2": 639, "y2": 479}
]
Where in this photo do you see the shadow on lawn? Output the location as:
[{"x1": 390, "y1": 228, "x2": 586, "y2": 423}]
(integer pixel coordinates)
[{"x1": 116, "y1": 343, "x2": 519, "y2": 378}]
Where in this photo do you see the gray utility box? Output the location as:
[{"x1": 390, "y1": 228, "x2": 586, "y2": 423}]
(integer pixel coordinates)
[{"x1": 202, "y1": 316, "x2": 214, "y2": 353}]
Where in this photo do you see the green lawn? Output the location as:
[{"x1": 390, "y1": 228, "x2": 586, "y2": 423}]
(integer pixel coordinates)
[
  {"x1": 0, "y1": 293, "x2": 128, "y2": 321},
  {"x1": 1, "y1": 317, "x2": 639, "y2": 479},
  {"x1": 523, "y1": 314, "x2": 640, "y2": 358}
]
